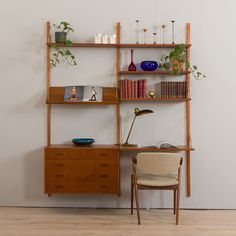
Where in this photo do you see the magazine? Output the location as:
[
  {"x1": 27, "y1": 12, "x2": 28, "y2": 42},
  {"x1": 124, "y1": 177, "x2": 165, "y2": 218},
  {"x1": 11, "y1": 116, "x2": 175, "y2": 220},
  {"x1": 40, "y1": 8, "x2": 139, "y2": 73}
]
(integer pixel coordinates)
[
  {"x1": 64, "y1": 86, "x2": 103, "y2": 102},
  {"x1": 137, "y1": 141, "x2": 179, "y2": 149}
]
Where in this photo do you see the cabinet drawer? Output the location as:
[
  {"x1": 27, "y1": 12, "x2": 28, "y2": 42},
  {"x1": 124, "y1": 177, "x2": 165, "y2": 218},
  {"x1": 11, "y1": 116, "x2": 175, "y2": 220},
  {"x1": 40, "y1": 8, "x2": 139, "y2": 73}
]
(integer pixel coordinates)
[{"x1": 45, "y1": 148, "x2": 78, "y2": 160}]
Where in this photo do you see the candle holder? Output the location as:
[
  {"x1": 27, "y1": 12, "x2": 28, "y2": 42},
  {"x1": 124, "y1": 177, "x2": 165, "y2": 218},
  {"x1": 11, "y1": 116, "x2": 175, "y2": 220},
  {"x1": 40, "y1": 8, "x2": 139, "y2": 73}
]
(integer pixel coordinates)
[
  {"x1": 152, "y1": 32, "x2": 157, "y2": 44},
  {"x1": 171, "y1": 20, "x2": 175, "y2": 44},
  {"x1": 135, "y1": 20, "x2": 140, "y2": 44},
  {"x1": 143, "y1": 28, "x2": 148, "y2": 44},
  {"x1": 162, "y1": 24, "x2": 166, "y2": 44}
]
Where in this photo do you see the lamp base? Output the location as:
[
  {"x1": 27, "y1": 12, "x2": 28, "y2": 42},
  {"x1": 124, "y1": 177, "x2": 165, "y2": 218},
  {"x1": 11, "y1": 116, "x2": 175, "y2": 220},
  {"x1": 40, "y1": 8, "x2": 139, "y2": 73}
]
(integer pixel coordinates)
[{"x1": 122, "y1": 143, "x2": 138, "y2": 147}]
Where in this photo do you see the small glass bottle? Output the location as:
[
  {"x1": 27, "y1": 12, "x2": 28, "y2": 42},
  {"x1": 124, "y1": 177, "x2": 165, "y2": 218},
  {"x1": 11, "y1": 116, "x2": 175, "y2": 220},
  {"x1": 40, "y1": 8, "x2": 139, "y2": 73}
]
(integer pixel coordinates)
[{"x1": 128, "y1": 49, "x2": 136, "y2": 71}]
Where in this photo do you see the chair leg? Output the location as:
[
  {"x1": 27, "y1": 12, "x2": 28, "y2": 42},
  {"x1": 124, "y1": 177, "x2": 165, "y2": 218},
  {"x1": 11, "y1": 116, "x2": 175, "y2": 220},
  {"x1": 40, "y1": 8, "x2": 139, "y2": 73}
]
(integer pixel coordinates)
[
  {"x1": 176, "y1": 186, "x2": 180, "y2": 225},
  {"x1": 173, "y1": 190, "x2": 176, "y2": 215},
  {"x1": 131, "y1": 175, "x2": 134, "y2": 215},
  {"x1": 134, "y1": 181, "x2": 141, "y2": 225}
]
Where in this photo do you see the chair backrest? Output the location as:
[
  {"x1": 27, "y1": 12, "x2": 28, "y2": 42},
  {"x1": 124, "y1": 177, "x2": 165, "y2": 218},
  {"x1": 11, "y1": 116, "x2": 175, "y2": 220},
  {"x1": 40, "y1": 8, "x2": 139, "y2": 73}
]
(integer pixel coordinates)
[{"x1": 136, "y1": 152, "x2": 182, "y2": 175}]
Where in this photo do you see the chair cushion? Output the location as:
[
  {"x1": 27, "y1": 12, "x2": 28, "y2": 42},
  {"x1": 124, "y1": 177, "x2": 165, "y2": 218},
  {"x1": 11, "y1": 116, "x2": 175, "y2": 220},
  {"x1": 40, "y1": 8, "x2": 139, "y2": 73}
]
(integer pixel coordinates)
[{"x1": 136, "y1": 173, "x2": 179, "y2": 187}]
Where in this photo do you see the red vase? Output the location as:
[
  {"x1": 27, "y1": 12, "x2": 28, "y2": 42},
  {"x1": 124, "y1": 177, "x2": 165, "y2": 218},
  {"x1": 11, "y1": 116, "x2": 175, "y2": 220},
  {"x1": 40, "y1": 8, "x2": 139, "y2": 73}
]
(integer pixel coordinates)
[{"x1": 128, "y1": 49, "x2": 136, "y2": 71}]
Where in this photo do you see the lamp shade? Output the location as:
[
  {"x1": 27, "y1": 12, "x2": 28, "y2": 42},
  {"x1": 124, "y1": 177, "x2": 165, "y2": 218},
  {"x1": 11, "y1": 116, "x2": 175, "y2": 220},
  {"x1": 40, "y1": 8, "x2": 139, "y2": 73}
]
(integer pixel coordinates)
[{"x1": 134, "y1": 108, "x2": 154, "y2": 116}]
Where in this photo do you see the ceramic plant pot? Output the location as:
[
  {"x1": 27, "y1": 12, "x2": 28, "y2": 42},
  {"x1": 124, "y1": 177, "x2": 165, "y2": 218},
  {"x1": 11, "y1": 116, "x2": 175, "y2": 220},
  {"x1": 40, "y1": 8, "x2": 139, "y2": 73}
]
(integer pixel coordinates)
[
  {"x1": 55, "y1": 32, "x2": 67, "y2": 43},
  {"x1": 172, "y1": 60, "x2": 184, "y2": 72}
]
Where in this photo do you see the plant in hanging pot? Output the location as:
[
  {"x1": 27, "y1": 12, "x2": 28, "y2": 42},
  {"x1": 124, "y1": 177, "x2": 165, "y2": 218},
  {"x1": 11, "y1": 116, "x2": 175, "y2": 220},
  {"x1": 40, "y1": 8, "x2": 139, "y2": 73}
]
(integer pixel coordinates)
[
  {"x1": 50, "y1": 21, "x2": 77, "y2": 68},
  {"x1": 161, "y1": 44, "x2": 206, "y2": 80}
]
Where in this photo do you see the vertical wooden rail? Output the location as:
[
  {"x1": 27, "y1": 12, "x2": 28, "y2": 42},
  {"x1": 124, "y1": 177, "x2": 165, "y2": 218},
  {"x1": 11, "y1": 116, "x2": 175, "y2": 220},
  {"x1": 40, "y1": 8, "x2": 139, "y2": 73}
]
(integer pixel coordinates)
[
  {"x1": 47, "y1": 22, "x2": 51, "y2": 146},
  {"x1": 116, "y1": 22, "x2": 121, "y2": 196},
  {"x1": 186, "y1": 23, "x2": 191, "y2": 197},
  {"x1": 116, "y1": 22, "x2": 121, "y2": 145}
]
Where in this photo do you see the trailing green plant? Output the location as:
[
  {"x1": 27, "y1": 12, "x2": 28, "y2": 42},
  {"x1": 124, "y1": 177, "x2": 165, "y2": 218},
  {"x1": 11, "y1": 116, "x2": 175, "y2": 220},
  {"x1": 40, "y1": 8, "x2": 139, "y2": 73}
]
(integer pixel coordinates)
[
  {"x1": 50, "y1": 22, "x2": 77, "y2": 68},
  {"x1": 161, "y1": 44, "x2": 206, "y2": 80}
]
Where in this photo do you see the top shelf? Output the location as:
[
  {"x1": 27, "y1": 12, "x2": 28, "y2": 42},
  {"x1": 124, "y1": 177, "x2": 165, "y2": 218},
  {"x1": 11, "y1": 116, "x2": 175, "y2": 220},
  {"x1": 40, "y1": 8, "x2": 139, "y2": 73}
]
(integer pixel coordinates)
[{"x1": 47, "y1": 43, "x2": 191, "y2": 48}]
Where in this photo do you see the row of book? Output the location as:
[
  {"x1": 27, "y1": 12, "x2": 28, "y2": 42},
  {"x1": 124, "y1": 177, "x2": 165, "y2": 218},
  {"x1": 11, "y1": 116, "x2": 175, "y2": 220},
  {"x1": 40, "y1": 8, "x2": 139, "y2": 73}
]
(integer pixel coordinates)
[
  {"x1": 157, "y1": 81, "x2": 188, "y2": 98},
  {"x1": 120, "y1": 79, "x2": 147, "y2": 99}
]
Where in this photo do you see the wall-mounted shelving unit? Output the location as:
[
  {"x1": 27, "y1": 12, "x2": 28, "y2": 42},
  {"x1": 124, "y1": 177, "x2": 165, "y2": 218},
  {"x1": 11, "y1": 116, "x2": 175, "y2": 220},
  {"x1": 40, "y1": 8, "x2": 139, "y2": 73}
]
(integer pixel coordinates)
[{"x1": 45, "y1": 22, "x2": 193, "y2": 197}]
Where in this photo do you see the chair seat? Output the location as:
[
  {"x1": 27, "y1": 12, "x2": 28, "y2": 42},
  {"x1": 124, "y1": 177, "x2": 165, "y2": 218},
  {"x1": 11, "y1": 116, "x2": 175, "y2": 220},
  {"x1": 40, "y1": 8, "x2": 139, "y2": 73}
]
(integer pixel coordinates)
[{"x1": 137, "y1": 173, "x2": 179, "y2": 187}]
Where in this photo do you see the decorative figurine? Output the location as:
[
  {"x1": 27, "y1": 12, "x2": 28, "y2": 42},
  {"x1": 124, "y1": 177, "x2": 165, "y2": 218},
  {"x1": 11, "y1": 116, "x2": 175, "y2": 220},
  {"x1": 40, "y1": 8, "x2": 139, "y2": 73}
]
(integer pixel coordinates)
[
  {"x1": 95, "y1": 33, "x2": 102, "y2": 43},
  {"x1": 70, "y1": 86, "x2": 77, "y2": 101},
  {"x1": 171, "y1": 20, "x2": 175, "y2": 44},
  {"x1": 109, "y1": 34, "x2": 117, "y2": 44},
  {"x1": 143, "y1": 28, "x2": 148, "y2": 44},
  {"x1": 148, "y1": 90, "x2": 155, "y2": 98},
  {"x1": 89, "y1": 87, "x2": 97, "y2": 101},
  {"x1": 162, "y1": 24, "x2": 166, "y2": 44},
  {"x1": 135, "y1": 20, "x2": 140, "y2": 44}
]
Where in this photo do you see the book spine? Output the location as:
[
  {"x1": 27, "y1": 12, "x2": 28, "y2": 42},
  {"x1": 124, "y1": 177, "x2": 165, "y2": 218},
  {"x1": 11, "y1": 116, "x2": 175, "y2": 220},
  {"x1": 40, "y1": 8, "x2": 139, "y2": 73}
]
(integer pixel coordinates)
[
  {"x1": 131, "y1": 80, "x2": 134, "y2": 99},
  {"x1": 124, "y1": 79, "x2": 128, "y2": 99},
  {"x1": 128, "y1": 80, "x2": 132, "y2": 98},
  {"x1": 139, "y1": 79, "x2": 143, "y2": 98},
  {"x1": 143, "y1": 79, "x2": 146, "y2": 98},
  {"x1": 134, "y1": 80, "x2": 137, "y2": 98}
]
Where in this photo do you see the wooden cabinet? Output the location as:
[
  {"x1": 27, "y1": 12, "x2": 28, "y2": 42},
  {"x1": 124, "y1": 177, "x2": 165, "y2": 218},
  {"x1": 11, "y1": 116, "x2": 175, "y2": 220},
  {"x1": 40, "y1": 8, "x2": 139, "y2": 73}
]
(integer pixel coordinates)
[{"x1": 45, "y1": 146, "x2": 120, "y2": 195}]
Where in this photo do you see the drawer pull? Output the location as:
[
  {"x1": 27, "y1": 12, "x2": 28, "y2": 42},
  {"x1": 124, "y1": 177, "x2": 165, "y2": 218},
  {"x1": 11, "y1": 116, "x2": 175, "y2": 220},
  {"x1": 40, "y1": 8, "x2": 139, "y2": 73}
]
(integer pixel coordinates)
[
  {"x1": 100, "y1": 164, "x2": 108, "y2": 167},
  {"x1": 100, "y1": 153, "x2": 108, "y2": 157},
  {"x1": 55, "y1": 164, "x2": 64, "y2": 167},
  {"x1": 55, "y1": 152, "x2": 64, "y2": 156},
  {"x1": 55, "y1": 185, "x2": 64, "y2": 189},
  {"x1": 100, "y1": 185, "x2": 108, "y2": 189},
  {"x1": 56, "y1": 174, "x2": 64, "y2": 178},
  {"x1": 100, "y1": 174, "x2": 109, "y2": 178}
]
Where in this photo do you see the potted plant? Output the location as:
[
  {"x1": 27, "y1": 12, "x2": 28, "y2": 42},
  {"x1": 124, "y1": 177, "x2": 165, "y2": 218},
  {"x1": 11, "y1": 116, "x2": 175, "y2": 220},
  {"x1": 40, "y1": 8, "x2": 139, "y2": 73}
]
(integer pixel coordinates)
[
  {"x1": 161, "y1": 44, "x2": 206, "y2": 80},
  {"x1": 50, "y1": 21, "x2": 77, "y2": 68}
]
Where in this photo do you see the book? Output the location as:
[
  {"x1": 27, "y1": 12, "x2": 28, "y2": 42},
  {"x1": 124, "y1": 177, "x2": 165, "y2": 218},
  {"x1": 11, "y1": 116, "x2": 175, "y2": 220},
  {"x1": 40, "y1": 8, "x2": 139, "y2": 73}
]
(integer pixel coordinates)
[
  {"x1": 137, "y1": 141, "x2": 179, "y2": 149},
  {"x1": 64, "y1": 86, "x2": 103, "y2": 102}
]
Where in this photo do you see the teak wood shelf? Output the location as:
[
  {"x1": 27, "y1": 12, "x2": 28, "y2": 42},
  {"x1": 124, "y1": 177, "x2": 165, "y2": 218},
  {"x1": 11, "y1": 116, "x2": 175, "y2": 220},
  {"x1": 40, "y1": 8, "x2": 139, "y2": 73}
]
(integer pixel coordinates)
[
  {"x1": 45, "y1": 21, "x2": 193, "y2": 197},
  {"x1": 47, "y1": 43, "x2": 191, "y2": 48},
  {"x1": 120, "y1": 98, "x2": 191, "y2": 102},
  {"x1": 119, "y1": 71, "x2": 190, "y2": 75},
  {"x1": 47, "y1": 87, "x2": 118, "y2": 105}
]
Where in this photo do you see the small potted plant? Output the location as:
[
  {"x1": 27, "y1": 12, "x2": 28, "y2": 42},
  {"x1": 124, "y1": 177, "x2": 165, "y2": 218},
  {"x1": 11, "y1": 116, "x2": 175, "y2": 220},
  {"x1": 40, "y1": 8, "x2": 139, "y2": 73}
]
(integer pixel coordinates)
[
  {"x1": 50, "y1": 21, "x2": 77, "y2": 68},
  {"x1": 161, "y1": 44, "x2": 206, "y2": 80}
]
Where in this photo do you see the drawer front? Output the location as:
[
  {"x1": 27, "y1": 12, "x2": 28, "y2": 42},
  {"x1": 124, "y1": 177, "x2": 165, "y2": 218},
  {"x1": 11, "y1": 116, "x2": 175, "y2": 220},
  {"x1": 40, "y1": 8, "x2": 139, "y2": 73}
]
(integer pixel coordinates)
[{"x1": 45, "y1": 148, "x2": 119, "y2": 194}]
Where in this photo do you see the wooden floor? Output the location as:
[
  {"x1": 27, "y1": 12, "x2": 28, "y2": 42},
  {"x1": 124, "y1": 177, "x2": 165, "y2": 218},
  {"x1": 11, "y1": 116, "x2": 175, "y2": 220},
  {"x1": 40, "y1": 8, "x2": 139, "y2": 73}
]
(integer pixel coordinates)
[{"x1": 0, "y1": 208, "x2": 235, "y2": 236}]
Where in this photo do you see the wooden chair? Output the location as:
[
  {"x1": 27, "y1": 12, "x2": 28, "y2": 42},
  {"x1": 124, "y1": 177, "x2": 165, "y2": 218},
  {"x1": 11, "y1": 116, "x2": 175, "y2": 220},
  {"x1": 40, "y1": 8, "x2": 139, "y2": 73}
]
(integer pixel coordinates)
[{"x1": 131, "y1": 152, "x2": 183, "y2": 225}]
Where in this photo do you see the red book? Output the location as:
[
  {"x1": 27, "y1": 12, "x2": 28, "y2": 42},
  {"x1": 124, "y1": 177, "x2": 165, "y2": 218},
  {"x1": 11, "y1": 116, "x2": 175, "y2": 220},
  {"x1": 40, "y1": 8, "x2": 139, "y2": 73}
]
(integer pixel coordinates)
[
  {"x1": 131, "y1": 80, "x2": 134, "y2": 98},
  {"x1": 134, "y1": 81, "x2": 137, "y2": 98},
  {"x1": 124, "y1": 79, "x2": 128, "y2": 98},
  {"x1": 138, "y1": 79, "x2": 142, "y2": 98},
  {"x1": 128, "y1": 80, "x2": 132, "y2": 98},
  {"x1": 143, "y1": 79, "x2": 146, "y2": 98}
]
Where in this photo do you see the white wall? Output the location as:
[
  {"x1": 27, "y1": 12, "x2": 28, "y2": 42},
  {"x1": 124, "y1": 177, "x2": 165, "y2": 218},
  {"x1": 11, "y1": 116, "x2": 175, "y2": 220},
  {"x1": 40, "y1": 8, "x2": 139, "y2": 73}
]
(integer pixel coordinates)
[{"x1": 1, "y1": 0, "x2": 236, "y2": 209}]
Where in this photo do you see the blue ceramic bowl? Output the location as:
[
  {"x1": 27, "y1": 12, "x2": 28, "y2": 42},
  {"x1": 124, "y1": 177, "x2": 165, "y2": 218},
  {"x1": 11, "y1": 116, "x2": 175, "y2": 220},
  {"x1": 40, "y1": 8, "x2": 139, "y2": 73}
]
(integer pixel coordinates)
[
  {"x1": 72, "y1": 138, "x2": 95, "y2": 145},
  {"x1": 140, "y1": 61, "x2": 158, "y2": 71}
]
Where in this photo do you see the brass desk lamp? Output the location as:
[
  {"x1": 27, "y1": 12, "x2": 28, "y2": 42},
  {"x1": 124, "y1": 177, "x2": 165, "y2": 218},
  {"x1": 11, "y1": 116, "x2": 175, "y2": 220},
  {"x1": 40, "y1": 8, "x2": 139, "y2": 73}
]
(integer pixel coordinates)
[{"x1": 123, "y1": 108, "x2": 154, "y2": 147}]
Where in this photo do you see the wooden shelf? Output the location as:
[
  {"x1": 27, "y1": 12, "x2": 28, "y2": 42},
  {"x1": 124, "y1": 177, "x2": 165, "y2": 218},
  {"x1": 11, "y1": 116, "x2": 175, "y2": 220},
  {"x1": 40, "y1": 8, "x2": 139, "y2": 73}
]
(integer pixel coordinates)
[
  {"x1": 46, "y1": 144, "x2": 120, "y2": 149},
  {"x1": 47, "y1": 43, "x2": 191, "y2": 49},
  {"x1": 120, "y1": 145, "x2": 195, "y2": 152},
  {"x1": 119, "y1": 43, "x2": 191, "y2": 48},
  {"x1": 47, "y1": 43, "x2": 117, "y2": 48},
  {"x1": 45, "y1": 144, "x2": 194, "y2": 152},
  {"x1": 47, "y1": 101, "x2": 118, "y2": 105},
  {"x1": 120, "y1": 70, "x2": 190, "y2": 75},
  {"x1": 46, "y1": 87, "x2": 118, "y2": 105},
  {"x1": 120, "y1": 98, "x2": 190, "y2": 102}
]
